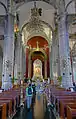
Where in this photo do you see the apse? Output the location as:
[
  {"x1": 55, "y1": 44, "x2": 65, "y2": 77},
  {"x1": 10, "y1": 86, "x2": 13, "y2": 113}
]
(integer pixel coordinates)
[{"x1": 26, "y1": 36, "x2": 50, "y2": 79}]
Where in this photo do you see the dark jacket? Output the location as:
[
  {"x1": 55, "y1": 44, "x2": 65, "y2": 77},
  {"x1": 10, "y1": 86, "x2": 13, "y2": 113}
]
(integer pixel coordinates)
[
  {"x1": 73, "y1": 82, "x2": 76, "y2": 91},
  {"x1": 32, "y1": 84, "x2": 36, "y2": 93}
]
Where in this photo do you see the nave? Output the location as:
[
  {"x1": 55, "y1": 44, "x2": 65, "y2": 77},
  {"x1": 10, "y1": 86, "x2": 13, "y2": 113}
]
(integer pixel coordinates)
[
  {"x1": 12, "y1": 93, "x2": 56, "y2": 119},
  {"x1": 1, "y1": 84, "x2": 76, "y2": 119}
]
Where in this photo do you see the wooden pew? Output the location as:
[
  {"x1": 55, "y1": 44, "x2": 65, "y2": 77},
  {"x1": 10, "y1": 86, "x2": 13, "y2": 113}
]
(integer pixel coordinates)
[
  {"x1": 0, "y1": 100, "x2": 12, "y2": 118},
  {"x1": 54, "y1": 96, "x2": 76, "y2": 118},
  {"x1": 51, "y1": 92, "x2": 76, "y2": 105},
  {"x1": 0, "y1": 90, "x2": 20, "y2": 117},
  {"x1": 0, "y1": 103, "x2": 6, "y2": 119},
  {"x1": 59, "y1": 100, "x2": 76, "y2": 119},
  {"x1": 67, "y1": 105, "x2": 76, "y2": 119},
  {"x1": 0, "y1": 88, "x2": 24, "y2": 119},
  {"x1": 0, "y1": 96, "x2": 16, "y2": 114},
  {"x1": 55, "y1": 96, "x2": 75, "y2": 112},
  {"x1": 49, "y1": 86, "x2": 76, "y2": 119},
  {"x1": 0, "y1": 98, "x2": 16, "y2": 119}
]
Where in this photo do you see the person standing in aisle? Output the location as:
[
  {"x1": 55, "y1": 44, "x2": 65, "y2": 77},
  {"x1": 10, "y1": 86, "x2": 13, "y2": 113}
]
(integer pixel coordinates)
[
  {"x1": 32, "y1": 83, "x2": 36, "y2": 104},
  {"x1": 26, "y1": 83, "x2": 33, "y2": 110}
]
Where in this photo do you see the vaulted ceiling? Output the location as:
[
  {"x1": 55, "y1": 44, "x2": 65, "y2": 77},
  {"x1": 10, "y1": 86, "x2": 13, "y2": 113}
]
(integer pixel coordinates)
[{"x1": 0, "y1": 0, "x2": 76, "y2": 54}]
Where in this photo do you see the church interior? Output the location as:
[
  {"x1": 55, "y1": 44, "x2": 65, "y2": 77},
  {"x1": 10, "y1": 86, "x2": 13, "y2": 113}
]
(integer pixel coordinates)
[{"x1": 0, "y1": 0, "x2": 76, "y2": 119}]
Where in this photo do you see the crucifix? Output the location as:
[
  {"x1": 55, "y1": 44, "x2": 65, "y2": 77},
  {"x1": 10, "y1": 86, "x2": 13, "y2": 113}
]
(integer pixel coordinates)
[
  {"x1": 34, "y1": 1, "x2": 36, "y2": 8},
  {"x1": 36, "y1": 41, "x2": 39, "y2": 50}
]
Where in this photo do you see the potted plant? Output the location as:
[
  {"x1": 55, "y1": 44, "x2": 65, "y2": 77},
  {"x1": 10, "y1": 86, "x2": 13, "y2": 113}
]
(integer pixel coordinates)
[{"x1": 57, "y1": 76, "x2": 62, "y2": 85}]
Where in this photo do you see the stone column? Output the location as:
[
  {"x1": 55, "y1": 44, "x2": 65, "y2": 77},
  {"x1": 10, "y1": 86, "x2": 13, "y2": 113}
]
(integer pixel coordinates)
[
  {"x1": 45, "y1": 59, "x2": 47, "y2": 78},
  {"x1": 50, "y1": 45, "x2": 53, "y2": 80},
  {"x1": 14, "y1": 41, "x2": 18, "y2": 81},
  {"x1": 2, "y1": 14, "x2": 14, "y2": 90},
  {"x1": 58, "y1": 12, "x2": 73, "y2": 88},
  {"x1": 53, "y1": 33, "x2": 59, "y2": 79},
  {"x1": 0, "y1": 56, "x2": 3, "y2": 81},
  {"x1": 52, "y1": 33, "x2": 57, "y2": 80},
  {"x1": 22, "y1": 47, "x2": 26, "y2": 78},
  {"x1": 28, "y1": 57, "x2": 31, "y2": 78},
  {"x1": 54, "y1": 31, "x2": 60, "y2": 77},
  {"x1": 20, "y1": 40, "x2": 22, "y2": 80},
  {"x1": 17, "y1": 33, "x2": 22, "y2": 80}
]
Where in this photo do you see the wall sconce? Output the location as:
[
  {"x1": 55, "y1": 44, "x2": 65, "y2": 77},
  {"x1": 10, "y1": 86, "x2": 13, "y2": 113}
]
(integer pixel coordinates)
[{"x1": 14, "y1": 24, "x2": 19, "y2": 33}]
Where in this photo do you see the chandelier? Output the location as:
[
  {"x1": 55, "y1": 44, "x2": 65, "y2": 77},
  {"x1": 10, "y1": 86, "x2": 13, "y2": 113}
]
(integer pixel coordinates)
[{"x1": 26, "y1": 2, "x2": 44, "y2": 33}]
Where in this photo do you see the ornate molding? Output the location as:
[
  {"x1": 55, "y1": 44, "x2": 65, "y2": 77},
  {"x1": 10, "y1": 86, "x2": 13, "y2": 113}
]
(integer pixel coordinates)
[
  {"x1": 69, "y1": 33, "x2": 76, "y2": 39},
  {"x1": 14, "y1": 0, "x2": 57, "y2": 9},
  {"x1": 67, "y1": 14, "x2": 76, "y2": 26}
]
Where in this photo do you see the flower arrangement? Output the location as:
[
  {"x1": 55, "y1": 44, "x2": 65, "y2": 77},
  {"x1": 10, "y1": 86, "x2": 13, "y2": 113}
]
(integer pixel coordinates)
[{"x1": 57, "y1": 76, "x2": 62, "y2": 85}]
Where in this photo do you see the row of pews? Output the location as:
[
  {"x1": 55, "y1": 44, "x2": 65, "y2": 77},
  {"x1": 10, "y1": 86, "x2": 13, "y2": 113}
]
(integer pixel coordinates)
[
  {"x1": 50, "y1": 85, "x2": 76, "y2": 119},
  {"x1": 0, "y1": 88, "x2": 25, "y2": 119}
]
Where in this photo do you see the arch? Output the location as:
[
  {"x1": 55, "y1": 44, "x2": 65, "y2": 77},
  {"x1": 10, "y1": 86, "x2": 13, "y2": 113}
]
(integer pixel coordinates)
[
  {"x1": 28, "y1": 48, "x2": 47, "y2": 60},
  {"x1": 65, "y1": 0, "x2": 75, "y2": 12},
  {"x1": 20, "y1": 20, "x2": 53, "y2": 33},
  {"x1": 20, "y1": 20, "x2": 53, "y2": 45},
  {"x1": 28, "y1": 48, "x2": 47, "y2": 78},
  {"x1": 0, "y1": 2, "x2": 7, "y2": 14},
  {"x1": 16, "y1": 0, "x2": 57, "y2": 10},
  {"x1": 31, "y1": 51, "x2": 45, "y2": 59},
  {"x1": 26, "y1": 32, "x2": 49, "y2": 44}
]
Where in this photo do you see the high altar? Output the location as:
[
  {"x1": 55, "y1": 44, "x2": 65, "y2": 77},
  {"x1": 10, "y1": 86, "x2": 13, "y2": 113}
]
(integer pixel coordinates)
[{"x1": 33, "y1": 59, "x2": 43, "y2": 80}]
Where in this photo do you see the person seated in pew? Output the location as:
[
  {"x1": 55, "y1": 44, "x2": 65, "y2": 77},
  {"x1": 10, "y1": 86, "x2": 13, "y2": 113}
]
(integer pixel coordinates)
[
  {"x1": 0, "y1": 86, "x2": 2, "y2": 93},
  {"x1": 73, "y1": 82, "x2": 76, "y2": 91},
  {"x1": 8, "y1": 74, "x2": 13, "y2": 89}
]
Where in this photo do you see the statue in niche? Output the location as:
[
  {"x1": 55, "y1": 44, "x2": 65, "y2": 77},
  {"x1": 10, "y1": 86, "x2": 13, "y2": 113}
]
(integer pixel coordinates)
[{"x1": 33, "y1": 59, "x2": 42, "y2": 79}]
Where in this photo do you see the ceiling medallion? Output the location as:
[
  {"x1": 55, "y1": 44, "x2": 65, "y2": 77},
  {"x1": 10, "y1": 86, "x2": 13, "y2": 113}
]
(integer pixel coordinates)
[{"x1": 26, "y1": 2, "x2": 44, "y2": 33}]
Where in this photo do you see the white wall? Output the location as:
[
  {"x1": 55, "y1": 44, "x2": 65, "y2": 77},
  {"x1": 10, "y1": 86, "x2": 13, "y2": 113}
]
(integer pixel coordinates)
[
  {"x1": 65, "y1": 0, "x2": 75, "y2": 14},
  {"x1": 19, "y1": 1, "x2": 55, "y2": 30},
  {"x1": 0, "y1": 0, "x2": 7, "y2": 15}
]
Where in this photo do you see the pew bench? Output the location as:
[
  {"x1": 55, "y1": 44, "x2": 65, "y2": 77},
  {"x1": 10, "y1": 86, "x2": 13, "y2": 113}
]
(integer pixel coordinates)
[
  {"x1": 55, "y1": 96, "x2": 75, "y2": 111},
  {"x1": 51, "y1": 93, "x2": 76, "y2": 105},
  {"x1": 0, "y1": 89, "x2": 21, "y2": 119},
  {"x1": 59, "y1": 100, "x2": 76, "y2": 119},
  {"x1": 0, "y1": 100, "x2": 12, "y2": 118},
  {"x1": 0, "y1": 97, "x2": 16, "y2": 114},
  {"x1": 67, "y1": 106, "x2": 76, "y2": 119},
  {"x1": 0, "y1": 103, "x2": 6, "y2": 119}
]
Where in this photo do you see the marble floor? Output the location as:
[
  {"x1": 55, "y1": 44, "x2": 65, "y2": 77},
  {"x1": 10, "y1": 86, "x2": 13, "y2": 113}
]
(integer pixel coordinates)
[{"x1": 13, "y1": 93, "x2": 56, "y2": 119}]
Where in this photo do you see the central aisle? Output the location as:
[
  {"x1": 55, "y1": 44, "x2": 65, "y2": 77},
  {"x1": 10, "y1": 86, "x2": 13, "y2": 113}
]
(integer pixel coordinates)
[{"x1": 13, "y1": 93, "x2": 55, "y2": 119}]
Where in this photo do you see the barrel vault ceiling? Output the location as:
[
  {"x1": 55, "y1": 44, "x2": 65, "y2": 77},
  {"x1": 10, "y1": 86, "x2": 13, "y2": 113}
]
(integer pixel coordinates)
[{"x1": 0, "y1": 0, "x2": 76, "y2": 55}]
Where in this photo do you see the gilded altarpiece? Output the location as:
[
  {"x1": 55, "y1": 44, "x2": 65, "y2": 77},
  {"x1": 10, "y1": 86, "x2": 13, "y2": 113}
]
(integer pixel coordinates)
[{"x1": 33, "y1": 59, "x2": 42, "y2": 78}]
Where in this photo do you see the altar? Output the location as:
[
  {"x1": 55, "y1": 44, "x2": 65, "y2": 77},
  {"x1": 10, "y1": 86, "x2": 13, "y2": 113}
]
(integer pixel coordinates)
[{"x1": 32, "y1": 59, "x2": 43, "y2": 81}]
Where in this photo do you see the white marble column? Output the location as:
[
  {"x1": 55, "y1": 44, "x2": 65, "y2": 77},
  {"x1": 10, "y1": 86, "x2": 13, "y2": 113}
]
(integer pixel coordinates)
[
  {"x1": 58, "y1": 12, "x2": 73, "y2": 88},
  {"x1": 2, "y1": 14, "x2": 14, "y2": 90}
]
